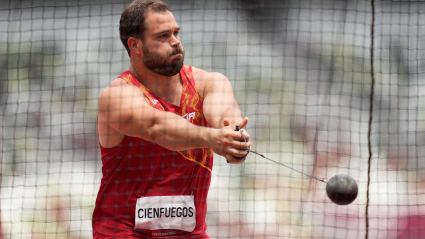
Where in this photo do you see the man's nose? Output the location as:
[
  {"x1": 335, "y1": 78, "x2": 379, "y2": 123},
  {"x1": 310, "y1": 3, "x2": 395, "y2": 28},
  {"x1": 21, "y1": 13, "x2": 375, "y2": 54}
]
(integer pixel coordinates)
[{"x1": 170, "y1": 34, "x2": 181, "y2": 47}]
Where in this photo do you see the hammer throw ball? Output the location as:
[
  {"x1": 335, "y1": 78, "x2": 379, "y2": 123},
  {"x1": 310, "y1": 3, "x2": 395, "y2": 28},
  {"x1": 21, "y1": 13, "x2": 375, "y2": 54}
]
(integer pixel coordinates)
[{"x1": 326, "y1": 174, "x2": 358, "y2": 205}]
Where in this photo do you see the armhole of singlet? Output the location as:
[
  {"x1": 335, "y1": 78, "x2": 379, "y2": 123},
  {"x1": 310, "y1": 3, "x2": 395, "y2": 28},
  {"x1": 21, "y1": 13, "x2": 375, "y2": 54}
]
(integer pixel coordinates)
[
  {"x1": 99, "y1": 135, "x2": 132, "y2": 149},
  {"x1": 99, "y1": 77, "x2": 131, "y2": 150}
]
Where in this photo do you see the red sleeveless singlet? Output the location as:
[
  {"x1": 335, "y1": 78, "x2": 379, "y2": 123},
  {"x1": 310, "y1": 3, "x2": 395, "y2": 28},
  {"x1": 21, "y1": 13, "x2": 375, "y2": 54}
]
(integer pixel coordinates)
[{"x1": 92, "y1": 65, "x2": 214, "y2": 238}]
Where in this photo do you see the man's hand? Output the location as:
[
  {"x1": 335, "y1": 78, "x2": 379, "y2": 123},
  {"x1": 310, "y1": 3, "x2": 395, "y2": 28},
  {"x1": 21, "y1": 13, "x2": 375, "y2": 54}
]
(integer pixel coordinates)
[{"x1": 209, "y1": 117, "x2": 251, "y2": 164}]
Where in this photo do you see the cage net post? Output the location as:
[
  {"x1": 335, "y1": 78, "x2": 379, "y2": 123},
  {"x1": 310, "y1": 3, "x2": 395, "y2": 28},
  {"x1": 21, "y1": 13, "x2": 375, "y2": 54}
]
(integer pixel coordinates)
[{"x1": 1, "y1": 0, "x2": 425, "y2": 238}]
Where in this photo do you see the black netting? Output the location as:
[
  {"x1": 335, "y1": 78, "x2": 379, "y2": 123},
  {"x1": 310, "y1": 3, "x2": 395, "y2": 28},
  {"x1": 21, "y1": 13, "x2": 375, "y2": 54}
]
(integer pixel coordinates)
[{"x1": 1, "y1": 0, "x2": 425, "y2": 238}]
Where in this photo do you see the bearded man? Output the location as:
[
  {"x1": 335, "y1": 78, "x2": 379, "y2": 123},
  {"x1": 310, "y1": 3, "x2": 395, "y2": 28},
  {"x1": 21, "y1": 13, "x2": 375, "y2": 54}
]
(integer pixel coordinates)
[{"x1": 92, "y1": 0, "x2": 250, "y2": 238}]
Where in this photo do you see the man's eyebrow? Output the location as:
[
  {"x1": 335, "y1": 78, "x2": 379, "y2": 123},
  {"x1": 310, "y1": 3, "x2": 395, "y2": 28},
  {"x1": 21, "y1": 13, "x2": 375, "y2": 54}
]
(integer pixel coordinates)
[{"x1": 154, "y1": 27, "x2": 180, "y2": 35}]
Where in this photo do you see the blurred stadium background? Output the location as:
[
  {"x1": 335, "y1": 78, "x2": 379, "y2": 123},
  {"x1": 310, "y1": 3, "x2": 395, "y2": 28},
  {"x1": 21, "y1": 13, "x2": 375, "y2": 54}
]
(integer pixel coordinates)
[{"x1": 2, "y1": 0, "x2": 425, "y2": 238}]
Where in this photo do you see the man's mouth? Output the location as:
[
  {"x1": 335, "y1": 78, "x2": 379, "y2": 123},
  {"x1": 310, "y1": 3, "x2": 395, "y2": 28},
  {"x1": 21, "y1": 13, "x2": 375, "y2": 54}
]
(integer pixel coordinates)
[
  {"x1": 171, "y1": 53, "x2": 183, "y2": 58},
  {"x1": 171, "y1": 48, "x2": 183, "y2": 56}
]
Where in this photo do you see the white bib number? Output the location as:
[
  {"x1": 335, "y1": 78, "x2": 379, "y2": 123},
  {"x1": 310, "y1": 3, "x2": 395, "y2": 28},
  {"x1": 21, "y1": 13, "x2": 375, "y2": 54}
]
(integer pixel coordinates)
[{"x1": 135, "y1": 195, "x2": 196, "y2": 232}]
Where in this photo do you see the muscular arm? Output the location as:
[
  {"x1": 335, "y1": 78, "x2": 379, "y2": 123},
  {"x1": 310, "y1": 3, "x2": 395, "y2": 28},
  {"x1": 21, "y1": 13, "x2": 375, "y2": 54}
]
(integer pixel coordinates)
[
  {"x1": 196, "y1": 70, "x2": 251, "y2": 161},
  {"x1": 200, "y1": 71, "x2": 245, "y2": 129},
  {"x1": 98, "y1": 82, "x2": 250, "y2": 162}
]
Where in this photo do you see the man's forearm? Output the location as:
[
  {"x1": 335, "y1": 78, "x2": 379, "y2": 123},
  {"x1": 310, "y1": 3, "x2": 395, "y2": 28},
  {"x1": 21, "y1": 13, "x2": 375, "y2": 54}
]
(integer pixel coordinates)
[
  {"x1": 144, "y1": 111, "x2": 213, "y2": 151},
  {"x1": 219, "y1": 107, "x2": 244, "y2": 127}
]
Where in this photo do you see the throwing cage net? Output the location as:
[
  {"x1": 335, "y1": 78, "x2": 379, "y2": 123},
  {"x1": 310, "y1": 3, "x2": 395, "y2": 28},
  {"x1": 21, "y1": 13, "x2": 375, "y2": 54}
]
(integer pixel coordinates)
[{"x1": 1, "y1": 0, "x2": 425, "y2": 238}]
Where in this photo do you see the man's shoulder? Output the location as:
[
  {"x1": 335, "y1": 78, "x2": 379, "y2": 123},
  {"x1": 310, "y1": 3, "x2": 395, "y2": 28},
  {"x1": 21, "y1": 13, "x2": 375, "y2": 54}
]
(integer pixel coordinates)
[
  {"x1": 192, "y1": 67, "x2": 227, "y2": 86},
  {"x1": 191, "y1": 66, "x2": 206, "y2": 80},
  {"x1": 191, "y1": 67, "x2": 230, "y2": 100},
  {"x1": 191, "y1": 67, "x2": 212, "y2": 99},
  {"x1": 99, "y1": 78, "x2": 128, "y2": 98},
  {"x1": 102, "y1": 70, "x2": 135, "y2": 92},
  {"x1": 98, "y1": 77, "x2": 141, "y2": 106},
  {"x1": 108, "y1": 77, "x2": 128, "y2": 88}
]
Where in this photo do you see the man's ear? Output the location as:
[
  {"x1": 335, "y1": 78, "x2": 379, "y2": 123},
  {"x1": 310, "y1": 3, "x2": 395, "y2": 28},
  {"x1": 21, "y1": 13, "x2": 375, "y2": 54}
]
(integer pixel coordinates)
[{"x1": 127, "y1": 37, "x2": 141, "y2": 55}]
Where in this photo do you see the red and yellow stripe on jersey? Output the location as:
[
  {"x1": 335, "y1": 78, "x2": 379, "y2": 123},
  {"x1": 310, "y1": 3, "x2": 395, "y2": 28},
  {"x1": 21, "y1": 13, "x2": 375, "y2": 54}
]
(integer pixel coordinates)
[{"x1": 93, "y1": 65, "x2": 213, "y2": 238}]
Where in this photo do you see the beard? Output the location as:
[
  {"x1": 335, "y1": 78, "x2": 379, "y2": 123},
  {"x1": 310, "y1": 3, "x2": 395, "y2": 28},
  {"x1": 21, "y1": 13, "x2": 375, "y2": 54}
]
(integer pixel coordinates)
[{"x1": 142, "y1": 46, "x2": 185, "y2": 76}]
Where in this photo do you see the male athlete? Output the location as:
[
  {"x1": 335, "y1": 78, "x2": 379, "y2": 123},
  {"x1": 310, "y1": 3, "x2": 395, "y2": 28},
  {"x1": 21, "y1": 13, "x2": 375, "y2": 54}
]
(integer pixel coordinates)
[{"x1": 92, "y1": 0, "x2": 251, "y2": 238}]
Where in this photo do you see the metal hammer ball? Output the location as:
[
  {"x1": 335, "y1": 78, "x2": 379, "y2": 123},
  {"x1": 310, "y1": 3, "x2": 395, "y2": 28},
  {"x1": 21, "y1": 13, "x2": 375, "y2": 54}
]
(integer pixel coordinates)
[{"x1": 326, "y1": 174, "x2": 358, "y2": 205}]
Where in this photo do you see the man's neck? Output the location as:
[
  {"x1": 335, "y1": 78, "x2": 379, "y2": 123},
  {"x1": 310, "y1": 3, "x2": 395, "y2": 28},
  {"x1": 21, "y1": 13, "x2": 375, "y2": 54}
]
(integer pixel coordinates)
[{"x1": 129, "y1": 64, "x2": 182, "y2": 106}]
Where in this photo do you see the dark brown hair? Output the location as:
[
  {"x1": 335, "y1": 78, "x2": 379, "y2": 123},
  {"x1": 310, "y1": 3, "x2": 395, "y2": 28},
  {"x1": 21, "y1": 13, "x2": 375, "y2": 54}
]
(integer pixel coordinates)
[{"x1": 119, "y1": 0, "x2": 170, "y2": 55}]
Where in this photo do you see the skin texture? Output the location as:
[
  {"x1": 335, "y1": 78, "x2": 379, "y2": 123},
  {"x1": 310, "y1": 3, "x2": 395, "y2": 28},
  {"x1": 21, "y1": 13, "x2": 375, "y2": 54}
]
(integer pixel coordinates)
[{"x1": 98, "y1": 10, "x2": 251, "y2": 164}]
